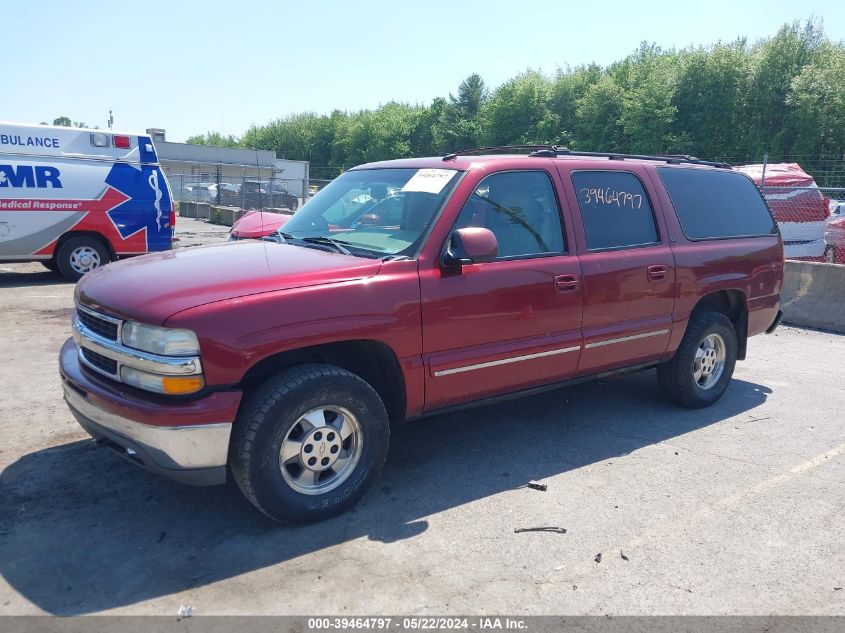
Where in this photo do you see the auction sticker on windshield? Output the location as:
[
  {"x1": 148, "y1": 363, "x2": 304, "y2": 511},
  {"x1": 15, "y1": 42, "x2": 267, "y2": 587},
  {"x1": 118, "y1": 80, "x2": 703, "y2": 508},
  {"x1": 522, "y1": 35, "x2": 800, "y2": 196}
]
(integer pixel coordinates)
[{"x1": 401, "y1": 169, "x2": 456, "y2": 194}]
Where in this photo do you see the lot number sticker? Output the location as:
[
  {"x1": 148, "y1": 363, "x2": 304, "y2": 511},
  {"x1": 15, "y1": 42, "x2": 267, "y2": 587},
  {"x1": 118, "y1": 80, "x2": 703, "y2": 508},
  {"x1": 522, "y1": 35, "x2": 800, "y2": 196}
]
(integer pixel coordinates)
[{"x1": 402, "y1": 169, "x2": 455, "y2": 194}]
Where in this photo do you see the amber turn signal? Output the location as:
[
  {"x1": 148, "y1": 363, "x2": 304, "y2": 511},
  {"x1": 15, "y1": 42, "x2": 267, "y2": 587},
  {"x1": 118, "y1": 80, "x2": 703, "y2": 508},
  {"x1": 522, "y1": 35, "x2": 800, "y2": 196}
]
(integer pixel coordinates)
[{"x1": 161, "y1": 375, "x2": 205, "y2": 395}]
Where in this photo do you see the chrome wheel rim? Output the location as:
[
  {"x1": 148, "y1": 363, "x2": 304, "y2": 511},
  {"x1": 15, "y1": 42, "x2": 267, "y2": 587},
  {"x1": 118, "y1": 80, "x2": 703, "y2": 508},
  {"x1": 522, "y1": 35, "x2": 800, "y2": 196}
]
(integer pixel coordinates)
[
  {"x1": 279, "y1": 406, "x2": 363, "y2": 495},
  {"x1": 825, "y1": 247, "x2": 835, "y2": 264},
  {"x1": 694, "y1": 333, "x2": 726, "y2": 390},
  {"x1": 69, "y1": 246, "x2": 101, "y2": 275}
]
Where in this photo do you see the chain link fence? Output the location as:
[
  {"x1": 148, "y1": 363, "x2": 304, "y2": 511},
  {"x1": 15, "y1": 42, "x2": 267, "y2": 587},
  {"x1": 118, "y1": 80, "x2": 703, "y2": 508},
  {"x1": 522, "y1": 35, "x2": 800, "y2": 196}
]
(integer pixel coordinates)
[
  {"x1": 169, "y1": 174, "x2": 302, "y2": 212},
  {"x1": 758, "y1": 185, "x2": 845, "y2": 264}
]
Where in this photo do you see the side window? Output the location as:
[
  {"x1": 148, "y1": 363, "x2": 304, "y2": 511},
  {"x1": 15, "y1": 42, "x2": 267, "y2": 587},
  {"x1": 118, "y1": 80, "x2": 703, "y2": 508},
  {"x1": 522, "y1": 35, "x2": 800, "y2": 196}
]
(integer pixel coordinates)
[
  {"x1": 657, "y1": 168, "x2": 777, "y2": 239},
  {"x1": 571, "y1": 171, "x2": 659, "y2": 251},
  {"x1": 452, "y1": 171, "x2": 565, "y2": 258}
]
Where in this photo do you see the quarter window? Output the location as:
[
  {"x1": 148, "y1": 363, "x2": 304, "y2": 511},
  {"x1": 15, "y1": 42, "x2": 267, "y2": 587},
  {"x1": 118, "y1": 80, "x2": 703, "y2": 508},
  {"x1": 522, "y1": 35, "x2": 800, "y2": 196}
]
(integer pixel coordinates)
[
  {"x1": 571, "y1": 171, "x2": 659, "y2": 250},
  {"x1": 657, "y1": 168, "x2": 777, "y2": 239},
  {"x1": 453, "y1": 171, "x2": 565, "y2": 258}
]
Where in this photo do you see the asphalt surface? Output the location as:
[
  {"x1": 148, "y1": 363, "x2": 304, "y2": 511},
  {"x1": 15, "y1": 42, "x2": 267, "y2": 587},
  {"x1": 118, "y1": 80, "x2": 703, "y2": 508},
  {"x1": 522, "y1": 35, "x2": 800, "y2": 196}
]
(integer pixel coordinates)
[{"x1": 0, "y1": 217, "x2": 843, "y2": 615}]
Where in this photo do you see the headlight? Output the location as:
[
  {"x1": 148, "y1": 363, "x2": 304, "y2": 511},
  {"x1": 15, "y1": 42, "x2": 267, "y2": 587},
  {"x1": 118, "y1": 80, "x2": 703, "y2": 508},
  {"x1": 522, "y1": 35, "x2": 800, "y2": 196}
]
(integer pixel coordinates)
[
  {"x1": 121, "y1": 322, "x2": 200, "y2": 356},
  {"x1": 120, "y1": 366, "x2": 205, "y2": 395}
]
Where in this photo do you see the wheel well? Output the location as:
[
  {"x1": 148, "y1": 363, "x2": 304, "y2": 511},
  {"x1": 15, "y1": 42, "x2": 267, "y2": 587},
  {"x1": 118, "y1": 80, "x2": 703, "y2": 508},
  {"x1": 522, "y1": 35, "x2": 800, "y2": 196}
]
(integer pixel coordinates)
[
  {"x1": 692, "y1": 290, "x2": 748, "y2": 360},
  {"x1": 239, "y1": 340, "x2": 406, "y2": 424},
  {"x1": 54, "y1": 231, "x2": 115, "y2": 261}
]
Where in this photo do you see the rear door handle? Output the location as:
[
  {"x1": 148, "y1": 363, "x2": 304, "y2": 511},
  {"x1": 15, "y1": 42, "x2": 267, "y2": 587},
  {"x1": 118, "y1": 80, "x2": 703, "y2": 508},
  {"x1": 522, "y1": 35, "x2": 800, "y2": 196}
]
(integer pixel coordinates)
[
  {"x1": 554, "y1": 274, "x2": 580, "y2": 293},
  {"x1": 647, "y1": 265, "x2": 668, "y2": 282}
]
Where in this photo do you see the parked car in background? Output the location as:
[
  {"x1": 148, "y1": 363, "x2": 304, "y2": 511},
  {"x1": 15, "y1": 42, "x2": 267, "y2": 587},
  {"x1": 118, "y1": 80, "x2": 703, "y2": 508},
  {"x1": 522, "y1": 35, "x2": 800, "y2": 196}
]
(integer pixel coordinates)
[
  {"x1": 229, "y1": 210, "x2": 291, "y2": 240},
  {"x1": 824, "y1": 213, "x2": 845, "y2": 263},
  {"x1": 265, "y1": 180, "x2": 299, "y2": 210},
  {"x1": 61, "y1": 148, "x2": 783, "y2": 524},
  {"x1": 217, "y1": 181, "x2": 298, "y2": 211},
  {"x1": 0, "y1": 121, "x2": 174, "y2": 280},
  {"x1": 207, "y1": 182, "x2": 238, "y2": 205},
  {"x1": 734, "y1": 163, "x2": 831, "y2": 261},
  {"x1": 184, "y1": 182, "x2": 213, "y2": 204}
]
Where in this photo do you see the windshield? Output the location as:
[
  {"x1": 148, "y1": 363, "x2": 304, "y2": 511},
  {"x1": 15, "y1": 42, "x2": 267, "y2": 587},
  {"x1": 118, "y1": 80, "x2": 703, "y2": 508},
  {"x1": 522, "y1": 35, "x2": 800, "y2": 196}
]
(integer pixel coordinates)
[{"x1": 281, "y1": 168, "x2": 461, "y2": 256}]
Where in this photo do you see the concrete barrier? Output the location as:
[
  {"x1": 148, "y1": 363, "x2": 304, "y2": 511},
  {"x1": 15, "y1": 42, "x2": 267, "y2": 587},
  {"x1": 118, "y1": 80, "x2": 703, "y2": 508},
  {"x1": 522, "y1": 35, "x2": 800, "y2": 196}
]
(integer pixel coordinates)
[
  {"x1": 209, "y1": 206, "x2": 245, "y2": 227},
  {"x1": 179, "y1": 202, "x2": 197, "y2": 218},
  {"x1": 781, "y1": 261, "x2": 845, "y2": 334}
]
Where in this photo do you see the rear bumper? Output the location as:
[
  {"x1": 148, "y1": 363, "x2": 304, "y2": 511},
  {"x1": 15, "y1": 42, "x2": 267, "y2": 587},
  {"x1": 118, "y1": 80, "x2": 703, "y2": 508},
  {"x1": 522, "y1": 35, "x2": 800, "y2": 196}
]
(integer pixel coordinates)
[{"x1": 60, "y1": 338, "x2": 242, "y2": 486}]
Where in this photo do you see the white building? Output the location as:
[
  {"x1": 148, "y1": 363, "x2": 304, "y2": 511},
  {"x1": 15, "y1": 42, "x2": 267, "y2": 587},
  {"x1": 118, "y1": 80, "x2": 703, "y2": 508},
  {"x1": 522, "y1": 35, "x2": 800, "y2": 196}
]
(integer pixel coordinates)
[{"x1": 146, "y1": 128, "x2": 309, "y2": 200}]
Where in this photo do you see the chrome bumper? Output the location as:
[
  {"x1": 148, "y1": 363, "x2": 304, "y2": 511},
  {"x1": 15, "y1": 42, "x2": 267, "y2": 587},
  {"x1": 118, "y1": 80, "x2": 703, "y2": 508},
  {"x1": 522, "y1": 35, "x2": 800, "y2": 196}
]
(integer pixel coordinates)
[{"x1": 63, "y1": 383, "x2": 232, "y2": 485}]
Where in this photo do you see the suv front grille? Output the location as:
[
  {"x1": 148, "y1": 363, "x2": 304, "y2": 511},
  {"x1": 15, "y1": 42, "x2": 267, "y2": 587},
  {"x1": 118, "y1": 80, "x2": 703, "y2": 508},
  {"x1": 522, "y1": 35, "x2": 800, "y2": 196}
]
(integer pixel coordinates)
[
  {"x1": 80, "y1": 348, "x2": 118, "y2": 376},
  {"x1": 77, "y1": 308, "x2": 119, "y2": 341}
]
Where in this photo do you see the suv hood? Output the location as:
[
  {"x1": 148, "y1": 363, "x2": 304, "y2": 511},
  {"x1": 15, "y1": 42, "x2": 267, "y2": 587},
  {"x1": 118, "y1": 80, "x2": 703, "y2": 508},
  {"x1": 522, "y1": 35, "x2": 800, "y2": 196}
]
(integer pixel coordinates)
[{"x1": 76, "y1": 241, "x2": 383, "y2": 324}]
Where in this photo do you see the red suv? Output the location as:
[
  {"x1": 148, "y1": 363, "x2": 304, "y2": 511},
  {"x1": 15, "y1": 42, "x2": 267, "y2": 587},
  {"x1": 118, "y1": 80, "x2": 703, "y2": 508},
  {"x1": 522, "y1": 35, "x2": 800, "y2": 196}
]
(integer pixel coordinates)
[{"x1": 60, "y1": 149, "x2": 784, "y2": 523}]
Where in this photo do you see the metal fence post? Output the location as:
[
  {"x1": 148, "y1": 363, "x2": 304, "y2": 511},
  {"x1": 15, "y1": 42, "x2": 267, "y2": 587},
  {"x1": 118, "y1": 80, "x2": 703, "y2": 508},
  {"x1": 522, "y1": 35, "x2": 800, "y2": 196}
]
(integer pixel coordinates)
[{"x1": 761, "y1": 152, "x2": 768, "y2": 188}]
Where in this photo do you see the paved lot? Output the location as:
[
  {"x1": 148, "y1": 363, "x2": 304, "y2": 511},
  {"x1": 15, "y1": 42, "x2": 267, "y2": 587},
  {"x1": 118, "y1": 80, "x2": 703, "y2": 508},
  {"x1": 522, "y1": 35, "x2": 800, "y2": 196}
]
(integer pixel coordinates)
[{"x1": 0, "y1": 219, "x2": 843, "y2": 615}]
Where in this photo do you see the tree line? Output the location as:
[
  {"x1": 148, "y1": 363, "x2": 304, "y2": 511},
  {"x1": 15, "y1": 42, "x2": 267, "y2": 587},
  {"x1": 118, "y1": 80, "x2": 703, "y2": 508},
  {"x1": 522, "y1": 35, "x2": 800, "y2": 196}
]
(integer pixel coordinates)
[{"x1": 186, "y1": 20, "x2": 845, "y2": 184}]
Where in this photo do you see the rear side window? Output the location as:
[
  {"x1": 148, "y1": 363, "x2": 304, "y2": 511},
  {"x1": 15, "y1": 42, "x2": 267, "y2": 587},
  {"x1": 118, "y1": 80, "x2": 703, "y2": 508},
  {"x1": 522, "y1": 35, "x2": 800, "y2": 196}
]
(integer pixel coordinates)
[
  {"x1": 571, "y1": 171, "x2": 659, "y2": 250},
  {"x1": 657, "y1": 168, "x2": 777, "y2": 240}
]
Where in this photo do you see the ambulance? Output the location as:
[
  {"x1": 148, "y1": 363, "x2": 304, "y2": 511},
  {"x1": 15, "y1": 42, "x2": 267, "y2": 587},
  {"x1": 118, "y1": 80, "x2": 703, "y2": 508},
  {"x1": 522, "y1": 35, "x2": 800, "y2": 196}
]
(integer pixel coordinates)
[{"x1": 0, "y1": 121, "x2": 175, "y2": 280}]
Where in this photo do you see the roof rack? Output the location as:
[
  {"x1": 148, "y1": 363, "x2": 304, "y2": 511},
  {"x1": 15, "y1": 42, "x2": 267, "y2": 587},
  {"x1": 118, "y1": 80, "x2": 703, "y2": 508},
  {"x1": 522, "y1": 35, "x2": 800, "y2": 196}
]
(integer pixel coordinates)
[
  {"x1": 442, "y1": 145, "x2": 558, "y2": 161},
  {"x1": 441, "y1": 145, "x2": 731, "y2": 168},
  {"x1": 529, "y1": 148, "x2": 731, "y2": 169}
]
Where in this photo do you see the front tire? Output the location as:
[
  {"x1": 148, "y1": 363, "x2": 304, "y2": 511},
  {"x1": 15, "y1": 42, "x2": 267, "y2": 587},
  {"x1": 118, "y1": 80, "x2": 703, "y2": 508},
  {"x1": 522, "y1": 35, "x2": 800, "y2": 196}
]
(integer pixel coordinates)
[
  {"x1": 657, "y1": 309, "x2": 737, "y2": 408},
  {"x1": 230, "y1": 364, "x2": 390, "y2": 524},
  {"x1": 56, "y1": 236, "x2": 110, "y2": 281}
]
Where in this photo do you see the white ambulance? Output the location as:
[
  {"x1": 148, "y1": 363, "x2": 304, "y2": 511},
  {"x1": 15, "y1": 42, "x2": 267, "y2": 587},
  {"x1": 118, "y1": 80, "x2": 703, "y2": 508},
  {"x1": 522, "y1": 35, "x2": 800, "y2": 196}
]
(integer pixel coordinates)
[{"x1": 0, "y1": 121, "x2": 175, "y2": 280}]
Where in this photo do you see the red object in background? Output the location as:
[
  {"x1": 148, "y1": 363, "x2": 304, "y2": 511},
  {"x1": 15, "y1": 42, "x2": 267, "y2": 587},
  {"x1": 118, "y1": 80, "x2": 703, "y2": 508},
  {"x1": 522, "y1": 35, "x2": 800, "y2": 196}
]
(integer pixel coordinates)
[
  {"x1": 229, "y1": 210, "x2": 291, "y2": 239},
  {"x1": 824, "y1": 214, "x2": 845, "y2": 263},
  {"x1": 734, "y1": 163, "x2": 830, "y2": 222},
  {"x1": 734, "y1": 163, "x2": 831, "y2": 261},
  {"x1": 734, "y1": 162, "x2": 816, "y2": 187}
]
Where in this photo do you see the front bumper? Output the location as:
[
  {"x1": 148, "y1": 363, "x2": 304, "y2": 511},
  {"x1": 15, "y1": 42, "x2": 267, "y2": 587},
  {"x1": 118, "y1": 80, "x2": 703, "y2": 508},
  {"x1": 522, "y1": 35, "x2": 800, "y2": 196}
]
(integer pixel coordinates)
[{"x1": 60, "y1": 338, "x2": 242, "y2": 486}]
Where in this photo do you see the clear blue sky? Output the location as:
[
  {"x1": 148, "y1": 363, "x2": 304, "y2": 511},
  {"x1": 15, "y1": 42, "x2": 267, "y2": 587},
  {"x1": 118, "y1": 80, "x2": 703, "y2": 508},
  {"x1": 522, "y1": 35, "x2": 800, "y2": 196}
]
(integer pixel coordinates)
[{"x1": 2, "y1": 0, "x2": 841, "y2": 142}]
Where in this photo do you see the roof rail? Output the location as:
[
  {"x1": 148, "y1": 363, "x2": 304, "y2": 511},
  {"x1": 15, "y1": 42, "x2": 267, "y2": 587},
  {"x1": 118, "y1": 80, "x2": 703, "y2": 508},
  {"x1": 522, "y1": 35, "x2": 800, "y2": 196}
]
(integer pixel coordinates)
[
  {"x1": 531, "y1": 148, "x2": 731, "y2": 169},
  {"x1": 442, "y1": 145, "x2": 560, "y2": 161}
]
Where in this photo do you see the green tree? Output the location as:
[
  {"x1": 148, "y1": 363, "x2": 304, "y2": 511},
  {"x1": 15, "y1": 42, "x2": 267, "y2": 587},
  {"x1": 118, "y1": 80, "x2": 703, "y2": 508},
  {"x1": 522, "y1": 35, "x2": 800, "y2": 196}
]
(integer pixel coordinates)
[
  {"x1": 619, "y1": 44, "x2": 678, "y2": 153},
  {"x1": 788, "y1": 43, "x2": 845, "y2": 160},
  {"x1": 575, "y1": 75, "x2": 625, "y2": 151},
  {"x1": 438, "y1": 74, "x2": 488, "y2": 151},
  {"x1": 548, "y1": 64, "x2": 602, "y2": 147},
  {"x1": 185, "y1": 131, "x2": 240, "y2": 147},
  {"x1": 744, "y1": 18, "x2": 825, "y2": 157},
  {"x1": 482, "y1": 70, "x2": 553, "y2": 146},
  {"x1": 53, "y1": 116, "x2": 72, "y2": 127},
  {"x1": 670, "y1": 41, "x2": 750, "y2": 159}
]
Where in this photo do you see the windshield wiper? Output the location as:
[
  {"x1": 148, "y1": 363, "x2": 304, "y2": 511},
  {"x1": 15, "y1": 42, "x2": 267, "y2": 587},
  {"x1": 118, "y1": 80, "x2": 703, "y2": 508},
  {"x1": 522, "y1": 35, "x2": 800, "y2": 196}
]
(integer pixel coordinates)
[
  {"x1": 299, "y1": 236, "x2": 352, "y2": 255},
  {"x1": 261, "y1": 230, "x2": 293, "y2": 244}
]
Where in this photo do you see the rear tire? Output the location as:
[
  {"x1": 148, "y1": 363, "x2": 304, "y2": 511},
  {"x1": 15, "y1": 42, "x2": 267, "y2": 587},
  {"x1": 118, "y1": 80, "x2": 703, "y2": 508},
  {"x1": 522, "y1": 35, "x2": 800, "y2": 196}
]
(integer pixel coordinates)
[
  {"x1": 230, "y1": 364, "x2": 390, "y2": 524},
  {"x1": 56, "y1": 236, "x2": 110, "y2": 281},
  {"x1": 657, "y1": 309, "x2": 737, "y2": 408}
]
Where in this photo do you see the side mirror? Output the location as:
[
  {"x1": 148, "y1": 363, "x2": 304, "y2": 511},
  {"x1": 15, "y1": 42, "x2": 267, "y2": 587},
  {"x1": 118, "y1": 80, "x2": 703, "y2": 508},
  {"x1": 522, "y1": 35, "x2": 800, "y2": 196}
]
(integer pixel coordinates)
[
  {"x1": 359, "y1": 213, "x2": 381, "y2": 226},
  {"x1": 444, "y1": 227, "x2": 498, "y2": 267}
]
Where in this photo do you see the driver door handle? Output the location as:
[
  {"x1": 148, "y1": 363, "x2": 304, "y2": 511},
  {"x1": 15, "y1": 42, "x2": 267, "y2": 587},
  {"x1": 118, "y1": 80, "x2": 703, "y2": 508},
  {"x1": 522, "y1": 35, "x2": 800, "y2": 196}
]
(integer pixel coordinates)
[
  {"x1": 554, "y1": 274, "x2": 580, "y2": 293},
  {"x1": 647, "y1": 265, "x2": 668, "y2": 282}
]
